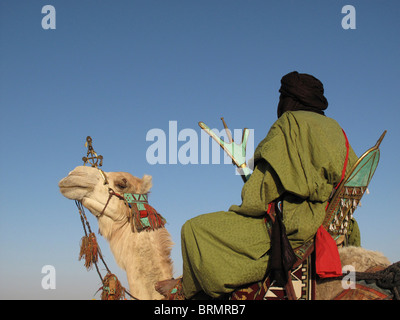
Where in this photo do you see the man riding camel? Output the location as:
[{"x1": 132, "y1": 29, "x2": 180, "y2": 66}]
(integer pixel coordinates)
[{"x1": 156, "y1": 71, "x2": 361, "y2": 299}]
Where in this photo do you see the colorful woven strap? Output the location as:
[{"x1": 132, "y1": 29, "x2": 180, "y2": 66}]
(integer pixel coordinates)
[
  {"x1": 124, "y1": 193, "x2": 148, "y2": 204},
  {"x1": 123, "y1": 193, "x2": 166, "y2": 232}
]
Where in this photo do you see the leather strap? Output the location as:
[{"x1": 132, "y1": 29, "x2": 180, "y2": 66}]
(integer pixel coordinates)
[{"x1": 337, "y1": 129, "x2": 350, "y2": 190}]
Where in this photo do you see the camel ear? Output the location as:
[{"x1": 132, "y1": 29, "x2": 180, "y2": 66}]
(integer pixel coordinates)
[{"x1": 140, "y1": 175, "x2": 152, "y2": 193}]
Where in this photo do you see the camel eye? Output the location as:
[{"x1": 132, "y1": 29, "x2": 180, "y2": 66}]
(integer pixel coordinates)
[{"x1": 116, "y1": 178, "x2": 128, "y2": 190}]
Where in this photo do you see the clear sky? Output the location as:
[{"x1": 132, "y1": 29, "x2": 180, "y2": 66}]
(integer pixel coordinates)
[{"x1": 0, "y1": 0, "x2": 399, "y2": 299}]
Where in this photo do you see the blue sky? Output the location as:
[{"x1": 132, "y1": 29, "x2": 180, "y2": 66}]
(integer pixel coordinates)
[{"x1": 0, "y1": 0, "x2": 399, "y2": 299}]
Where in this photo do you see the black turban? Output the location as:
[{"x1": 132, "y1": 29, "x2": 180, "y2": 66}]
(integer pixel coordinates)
[{"x1": 277, "y1": 71, "x2": 328, "y2": 118}]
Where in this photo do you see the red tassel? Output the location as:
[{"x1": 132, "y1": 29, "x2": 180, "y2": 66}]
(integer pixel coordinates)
[
  {"x1": 145, "y1": 204, "x2": 166, "y2": 229},
  {"x1": 79, "y1": 232, "x2": 99, "y2": 270}
]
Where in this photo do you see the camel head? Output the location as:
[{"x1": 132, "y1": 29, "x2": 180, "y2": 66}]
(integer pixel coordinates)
[
  {"x1": 58, "y1": 166, "x2": 153, "y2": 237},
  {"x1": 59, "y1": 166, "x2": 174, "y2": 300}
]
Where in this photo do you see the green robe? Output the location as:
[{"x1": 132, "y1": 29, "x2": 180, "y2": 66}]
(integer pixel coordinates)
[{"x1": 181, "y1": 111, "x2": 360, "y2": 299}]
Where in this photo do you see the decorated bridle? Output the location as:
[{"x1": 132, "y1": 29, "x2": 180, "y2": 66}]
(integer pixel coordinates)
[
  {"x1": 82, "y1": 137, "x2": 166, "y2": 232},
  {"x1": 75, "y1": 136, "x2": 166, "y2": 300}
]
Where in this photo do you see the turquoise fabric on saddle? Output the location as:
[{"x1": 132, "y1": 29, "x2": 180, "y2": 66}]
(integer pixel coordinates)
[{"x1": 346, "y1": 150, "x2": 380, "y2": 187}]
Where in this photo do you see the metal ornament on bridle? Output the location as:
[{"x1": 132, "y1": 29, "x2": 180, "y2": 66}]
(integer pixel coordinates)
[
  {"x1": 82, "y1": 136, "x2": 103, "y2": 168},
  {"x1": 82, "y1": 136, "x2": 108, "y2": 185}
]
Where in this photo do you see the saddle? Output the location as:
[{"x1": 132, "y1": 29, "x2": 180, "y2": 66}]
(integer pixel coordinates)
[{"x1": 231, "y1": 130, "x2": 387, "y2": 300}]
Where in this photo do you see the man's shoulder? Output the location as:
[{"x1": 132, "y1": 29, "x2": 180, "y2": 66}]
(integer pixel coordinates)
[{"x1": 282, "y1": 111, "x2": 340, "y2": 128}]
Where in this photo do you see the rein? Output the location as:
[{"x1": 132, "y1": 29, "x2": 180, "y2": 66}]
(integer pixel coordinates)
[
  {"x1": 76, "y1": 199, "x2": 138, "y2": 300},
  {"x1": 96, "y1": 187, "x2": 125, "y2": 218}
]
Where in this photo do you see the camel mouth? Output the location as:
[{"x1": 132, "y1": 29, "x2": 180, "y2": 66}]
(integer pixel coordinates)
[
  {"x1": 58, "y1": 166, "x2": 101, "y2": 200},
  {"x1": 58, "y1": 176, "x2": 94, "y2": 190},
  {"x1": 58, "y1": 184, "x2": 91, "y2": 201}
]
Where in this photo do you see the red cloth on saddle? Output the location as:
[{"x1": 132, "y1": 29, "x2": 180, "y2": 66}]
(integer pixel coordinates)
[
  {"x1": 315, "y1": 226, "x2": 342, "y2": 278},
  {"x1": 316, "y1": 129, "x2": 349, "y2": 278}
]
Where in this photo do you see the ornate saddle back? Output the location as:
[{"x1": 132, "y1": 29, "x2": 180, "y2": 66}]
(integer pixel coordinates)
[{"x1": 322, "y1": 130, "x2": 386, "y2": 239}]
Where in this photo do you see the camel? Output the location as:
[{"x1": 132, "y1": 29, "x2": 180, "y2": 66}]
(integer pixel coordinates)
[
  {"x1": 59, "y1": 165, "x2": 174, "y2": 299},
  {"x1": 59, "y1": 165, "x2": 393, "y2": 300}
]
